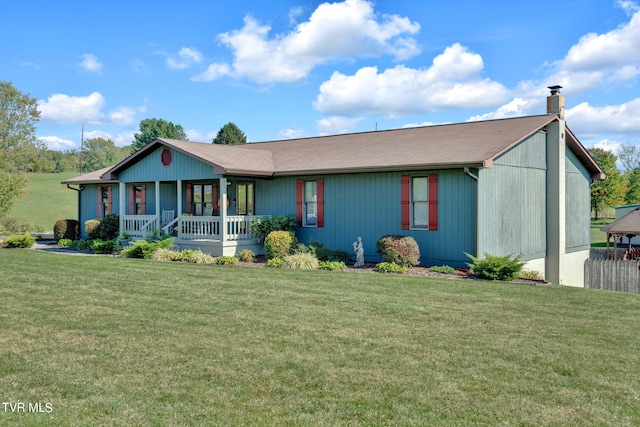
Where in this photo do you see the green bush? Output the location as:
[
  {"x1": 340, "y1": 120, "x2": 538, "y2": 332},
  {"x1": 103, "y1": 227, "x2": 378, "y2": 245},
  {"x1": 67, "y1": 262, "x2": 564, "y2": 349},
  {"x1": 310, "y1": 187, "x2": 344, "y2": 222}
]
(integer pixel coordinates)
[
  {"x1": 238, "y1": 249, "x2": 255, "y2": 262},
  {"x1": 53, "y1": 219, "x2": 79, "y2": 242},
  {"x1": 69, "y1": 239, "x2": 93, "y2": 251},
  {"x1": 282, "y1": 252, "x2": 319, "y2": 270},
  {"x1": 250, "y1": 215, "x2": 297, "y2": 244},
  {"x1": 266, "y1": 258, "x2": 284, "y2": 268},
  {"x1": 264, "y1": 230, "x2": 297, "y2": 260},
  {"x1": 465, "y1": 252, "x2": 524, "y2": 281},
  {"x1": 429, "y1": 265, "x2": 456, "y2": 275},
  {"x1": 91, "y1": 238, "x2": 119, "y2": 254},
  {"x1": 57, "y1": 238, "x2": 73, "y2": 247},
  {"x1": 376, "y1": 235, "x2": 421, "y2": 267},
  {"x1": 318, "y1": 260, "x2": 346, "y2": 271},
  {"x1": 186, "y1": 250, "x2": 215, "y2": 264},
  {"x1": 150, "y1": 248, "x2": 179, "y2": 262},
  {"x1": 308, "y1": 241, "x2": 331, "y2": 261},
  {"x1": 214, "y1": 256, "x2": 239, "y2": 265},
  {"x1": 85, "y1": 219, "x2": 101, "y2": 240},
  {"x1": 5, "y1": 232, "x2": 36, "y2": 248},
  {"x1": 95, "y1": 214, "x2": 120, "y2": 240},
  {"x1": 121, "y1": 238, "x2": 175, "y2": 259},
  {"x1": 329, "y1": 250, "x2": 351, "y2": 263},
  {"x1": 375, "y1": 262, "x2": 408, "y2": 274}
]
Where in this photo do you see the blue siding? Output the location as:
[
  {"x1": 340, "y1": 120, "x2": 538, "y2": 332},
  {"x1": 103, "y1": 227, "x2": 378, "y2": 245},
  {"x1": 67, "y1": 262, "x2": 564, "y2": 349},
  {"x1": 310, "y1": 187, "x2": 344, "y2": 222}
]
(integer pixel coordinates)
[
  {"x1": 477, "y1": 132, "x2": 547, "y2": 260},
  {"x1": 119, "y1": 146, "x2": 218, "y2": 183},
  {"x1": 565, "y1": 148, "x2": 591, "y2": 252},
  {"x1": 257, "y1": 170, "x2": 476, "y2": 267},
  {"x1": 78, "y1": 184, "x2": 120, "y2": 239}
]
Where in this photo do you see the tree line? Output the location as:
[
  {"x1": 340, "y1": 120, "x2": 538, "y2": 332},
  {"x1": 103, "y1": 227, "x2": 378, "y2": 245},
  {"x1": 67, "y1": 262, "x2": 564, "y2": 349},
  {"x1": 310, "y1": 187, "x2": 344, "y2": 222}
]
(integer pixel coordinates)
[
  {"x1": 1, "y1": 80, "x2": 247, "y2": 218},
  {"x1": 589, "y1": 147, "x2": 640, "y2": 219}
]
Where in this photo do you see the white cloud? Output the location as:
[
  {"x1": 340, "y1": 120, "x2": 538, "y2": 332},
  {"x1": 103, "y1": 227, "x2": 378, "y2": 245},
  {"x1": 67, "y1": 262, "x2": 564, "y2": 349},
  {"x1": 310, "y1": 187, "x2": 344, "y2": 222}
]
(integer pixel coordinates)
[
  {"x1": 38, "y1": 136, "x2": 75, "y2": 150},
  {"x1": 278, "y1": 128, "x2": 309, "y2": 139},
  {"x1": 593, "y1": 139, "x2": 623, "y2": 153},
  {"x1": 83, "y1": 129, "x2": 135, "y2": 147},
  {"x1": 167, "y1": 47, "x2": 204, "y2": 69},
  {"x1": 566, "y1": 97, "x2": 640, "y2": 135},
  {"x1": 186, "y1": 129, "x2": 216, "y2": 142},
  {"x1": 317, "y1": 115, "x2": 362, "y2": 135},
  {"x1": 79, "y1": 53, "x2": 103, "y2": 74},
  {"x1": 191, "y1": 63, "x2": 232, "y2": 82},
  {"x1": 202, "y1": 0, "x2": 420, "y2": 84},
  {"x1": 38, "y1": 92, "x2": 139, "y2": 127},
  {"x1": 38, "y1": 92, "x2": 107, "y2": 124},
  {"x1": 314, "y1": 43, "x2": 509, "y2": 117}
]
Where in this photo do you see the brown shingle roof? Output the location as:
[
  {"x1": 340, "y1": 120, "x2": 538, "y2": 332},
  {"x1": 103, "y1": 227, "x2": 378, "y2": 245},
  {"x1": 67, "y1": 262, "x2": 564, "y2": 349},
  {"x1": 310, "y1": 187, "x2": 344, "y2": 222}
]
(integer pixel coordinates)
[
  {"x1": 62, "y1": 166, "x2": 117, "y2": 184},
  {"x1": 601, "y1": 208, "x2": 640, "y2": 235},
  {"x1": 64, "y1": 114, "x2": 604, "y2": 183}
]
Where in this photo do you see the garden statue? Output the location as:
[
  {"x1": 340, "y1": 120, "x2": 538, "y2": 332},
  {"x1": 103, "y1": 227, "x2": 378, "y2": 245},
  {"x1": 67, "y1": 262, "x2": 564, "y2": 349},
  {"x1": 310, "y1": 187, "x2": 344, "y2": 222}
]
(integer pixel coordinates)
[{"x1": 353, "y1": 237, "x2": 364, "y2": 268}]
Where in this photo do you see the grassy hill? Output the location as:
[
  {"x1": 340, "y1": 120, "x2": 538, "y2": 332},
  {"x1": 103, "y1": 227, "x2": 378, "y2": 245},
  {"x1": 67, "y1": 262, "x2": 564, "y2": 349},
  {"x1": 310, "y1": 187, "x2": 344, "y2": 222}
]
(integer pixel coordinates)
[{"x1": 9, "y1": 172, "x2": 79, "y2": 232}]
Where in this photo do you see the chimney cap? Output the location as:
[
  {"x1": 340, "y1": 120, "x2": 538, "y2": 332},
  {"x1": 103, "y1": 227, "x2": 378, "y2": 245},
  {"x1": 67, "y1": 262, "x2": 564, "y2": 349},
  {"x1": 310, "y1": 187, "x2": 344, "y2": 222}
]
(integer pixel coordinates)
[{"x1": 548, "y1": 85, "x2": 562, "y2": 95}]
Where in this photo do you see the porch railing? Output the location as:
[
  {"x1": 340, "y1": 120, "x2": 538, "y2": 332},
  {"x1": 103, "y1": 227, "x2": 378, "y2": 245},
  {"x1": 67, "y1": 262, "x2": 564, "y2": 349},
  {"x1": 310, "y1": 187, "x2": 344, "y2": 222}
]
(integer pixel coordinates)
[
  {"x1": 225, "y1": 215, "x2": 262, "y2": 241},
  {"x1": 121, "y1": 215, "x2": 158, "y2": 238},
  {"x1": 179, "y1": 216, "x2": 221, "y2": 240}
]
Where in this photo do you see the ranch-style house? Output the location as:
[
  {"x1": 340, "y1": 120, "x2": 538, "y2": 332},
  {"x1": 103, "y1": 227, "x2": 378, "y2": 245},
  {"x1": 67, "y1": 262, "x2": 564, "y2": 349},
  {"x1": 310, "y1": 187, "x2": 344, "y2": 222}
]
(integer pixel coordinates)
[{"x1": 63, "y1": 87, "x2": 604, "y2": 286}]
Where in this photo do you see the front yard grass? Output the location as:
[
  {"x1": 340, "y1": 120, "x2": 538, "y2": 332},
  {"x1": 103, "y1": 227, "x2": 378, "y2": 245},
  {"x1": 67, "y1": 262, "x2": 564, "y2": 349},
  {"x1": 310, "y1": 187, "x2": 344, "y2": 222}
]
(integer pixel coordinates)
[{"x1": 1, "y1": 250, "x2": 640, "y2": 425}]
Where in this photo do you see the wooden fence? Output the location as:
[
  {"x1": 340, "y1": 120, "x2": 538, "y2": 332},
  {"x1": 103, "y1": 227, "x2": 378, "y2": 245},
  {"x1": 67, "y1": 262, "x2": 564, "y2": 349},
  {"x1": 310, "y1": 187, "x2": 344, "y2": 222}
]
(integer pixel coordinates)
[{"x1": 584, "y1": 259, "x2": 640, "y2": 293}]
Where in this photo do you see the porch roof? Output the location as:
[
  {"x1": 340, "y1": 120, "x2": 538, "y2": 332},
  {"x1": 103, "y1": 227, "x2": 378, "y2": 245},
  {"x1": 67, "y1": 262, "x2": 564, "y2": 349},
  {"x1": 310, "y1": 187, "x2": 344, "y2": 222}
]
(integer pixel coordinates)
[
  {"x1": 62, "y1": 166, "x2": 117, "y2": 184},
  {"x1": 63, "y1": 114, "x2": 605, "y2": 184},
  {"x1": 601, "y1": 207, "x2": 640, "y2": 236}
]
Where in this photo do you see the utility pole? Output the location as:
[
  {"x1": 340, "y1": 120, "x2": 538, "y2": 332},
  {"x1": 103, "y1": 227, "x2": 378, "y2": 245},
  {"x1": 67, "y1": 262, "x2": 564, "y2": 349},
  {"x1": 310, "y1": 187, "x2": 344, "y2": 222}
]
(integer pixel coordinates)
[{"x1": 79, "y1": 126, "x2": 84, "y2": 174}]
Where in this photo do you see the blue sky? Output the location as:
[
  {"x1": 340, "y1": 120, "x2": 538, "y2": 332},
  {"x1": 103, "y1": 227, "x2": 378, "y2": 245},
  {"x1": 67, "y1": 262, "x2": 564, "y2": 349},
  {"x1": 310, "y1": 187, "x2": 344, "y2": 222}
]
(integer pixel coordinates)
[{"x1": 2, "y1": 0, "x2": 639, "y2": 153}]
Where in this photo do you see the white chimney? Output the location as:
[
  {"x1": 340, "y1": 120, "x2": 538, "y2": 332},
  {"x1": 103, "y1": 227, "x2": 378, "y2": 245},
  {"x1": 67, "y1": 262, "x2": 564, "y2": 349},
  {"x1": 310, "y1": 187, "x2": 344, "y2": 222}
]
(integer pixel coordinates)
[{"x1": 547, "y1": 85, "x2": 565, "y2": 119}]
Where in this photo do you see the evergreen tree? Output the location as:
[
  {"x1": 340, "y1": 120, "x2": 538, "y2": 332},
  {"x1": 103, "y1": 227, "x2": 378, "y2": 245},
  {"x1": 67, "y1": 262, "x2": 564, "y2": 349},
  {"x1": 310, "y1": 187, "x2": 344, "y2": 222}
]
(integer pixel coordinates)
[
  {"x1": 212, "y1": 122, "x2": 247, "y2": 145},
  {"x1": 131, "y1": 118, "x2": 188, "y2": 153}
]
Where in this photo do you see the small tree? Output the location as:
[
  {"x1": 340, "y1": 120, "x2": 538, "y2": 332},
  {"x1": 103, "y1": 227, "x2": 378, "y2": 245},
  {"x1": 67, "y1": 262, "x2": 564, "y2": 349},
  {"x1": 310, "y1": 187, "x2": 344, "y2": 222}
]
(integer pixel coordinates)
[
  {"x1": 588, "y1": 148, "x2": 626, "y2": 219},
  {"x1": 212, "y1": 122, "x2": 247, "y2": 145}
]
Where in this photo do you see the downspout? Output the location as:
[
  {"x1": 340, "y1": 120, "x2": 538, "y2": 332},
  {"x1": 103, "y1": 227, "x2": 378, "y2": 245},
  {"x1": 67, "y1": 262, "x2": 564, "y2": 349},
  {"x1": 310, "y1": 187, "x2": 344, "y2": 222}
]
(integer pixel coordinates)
[
  {"x1": 66, "y1": 184, "x2": 83, "y2": 232},
  {"x1": 464, "y1": 167, "x2": 479, "y2": 258}
]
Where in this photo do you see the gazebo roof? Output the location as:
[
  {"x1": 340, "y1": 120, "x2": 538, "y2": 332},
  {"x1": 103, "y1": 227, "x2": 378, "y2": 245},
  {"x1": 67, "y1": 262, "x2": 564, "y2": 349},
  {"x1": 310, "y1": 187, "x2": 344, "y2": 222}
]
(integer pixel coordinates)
[{"x1": 600, "y1": 207, "x2": 640, "y2": 236}]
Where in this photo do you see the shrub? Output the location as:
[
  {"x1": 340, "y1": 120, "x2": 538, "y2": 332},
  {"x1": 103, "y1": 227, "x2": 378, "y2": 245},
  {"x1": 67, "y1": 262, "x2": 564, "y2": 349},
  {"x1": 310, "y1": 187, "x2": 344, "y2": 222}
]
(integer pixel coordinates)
[
  {"x1": 186, "y1": 250, "x2": 215, "y2": 265},
  {"x1": 308, "y1": 241, "x2": 331, "y2": 261},
  {"x1": 5, "y1": 232, "x2": 36, "y2": 248},
  {"x1": 250, "y1": 215, "x2": 297, "y2": 244},
  {"x1": 376, "y1": 235, "x2": 421, "y2": 267},
  {"x1": 91, "y1": 238, "x2": 119, "y2": 254},
  {"x1": 57, "y1": 238, "x2": 73, "y2": 247},
  {"x1": 214, "y1": 256, "x2": 239, "y2": 265},
  {"x1": 69, "y1": 239, "x2": 93, "y2": 251},
  {"x1": 429, "y1": 265, "x2": 456, "y2": 275},
  {"x1": 95, "y1": 214, "x2": 120, "y2": 240},
  {"x1": 329, "y1": 250, "x2": 351, "y2": 264},
  {"x1": 282, "y1": 252, "x2": 319, "y2": 270},
  {"x1": 172, "y1": 249, "x2": 196, "y2": 262},
  {"x1": 85, "y1": 219, "x2": 101, "y2": 240},
  {"x1": 519, "y1": 269, "x2": 545, "y2": 281},
  {"x1": 266, "y1": 258, "x2": 284, "y2": 268},
  {"x1": 121, "y1": 238, "x2": 175, "y2": 259},
  {"x1": 53, "y1": 219, "x2": 79, "y2": 242},
  {"x1": 264, "y1": 230, "x2": 297, "y2": 260},
  {"x1": 375, "y1": 262, "x2": 408, "y2": 274},
  {"x1": 151, "y1": 248, "x2": 179, "y2": 262},
  {"x1": 319, "y1": 260, "x2": 346, "y2": 271},
  {"x1": 465, "y1": 252, "x2": 524, "y2": 281},
  {"x1": 238, "y1": 249, "x2": 255, "y2": 262}
]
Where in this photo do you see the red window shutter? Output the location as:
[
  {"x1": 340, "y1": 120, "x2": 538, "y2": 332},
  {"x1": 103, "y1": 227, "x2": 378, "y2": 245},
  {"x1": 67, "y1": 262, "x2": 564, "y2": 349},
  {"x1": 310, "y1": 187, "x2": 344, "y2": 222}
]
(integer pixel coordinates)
[
  {"x1": 140, "y1": 185, "x2": 146, "y2": 215},
  {"x1": 428, "y1": 174, "x2": 438, "y2": 231},
  {"x1": 186, "y1": 183, "x2": 193, "y2": 214},
  {"x1": 129, "y1": 186, "x2": 134, "y2": 215},
  {"x1": 401, "y1": 176, "x2": 410, "y2": 230},
  {"x1": 317, "y1": 179, "x2": 324, "y2": 228},
  {"x1": 97, "y1": 186, "x2": 103, "y2": 219},
  {"x1": 107, "y1": 187, "x2": 112, "y2": 214},
  {"x1": 296, "y1": 179, "x2": 303, "y2": 226}
]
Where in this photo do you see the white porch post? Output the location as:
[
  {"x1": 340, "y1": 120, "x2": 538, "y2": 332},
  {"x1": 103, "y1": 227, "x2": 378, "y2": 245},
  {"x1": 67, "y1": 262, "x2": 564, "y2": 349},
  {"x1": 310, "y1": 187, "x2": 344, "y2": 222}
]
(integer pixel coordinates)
[
  {"x1": 177, "y1": 180, "x2": 182, "y2": 217},
  {"x1": 220, "y1": 177, "x2": 227, "y2": 243},
  {"x1": 119, "y1": 181, "x2": 126, "y2": 234},
  {"x1": 155, "y1": 180, "x2": 160, "y2": 230}
]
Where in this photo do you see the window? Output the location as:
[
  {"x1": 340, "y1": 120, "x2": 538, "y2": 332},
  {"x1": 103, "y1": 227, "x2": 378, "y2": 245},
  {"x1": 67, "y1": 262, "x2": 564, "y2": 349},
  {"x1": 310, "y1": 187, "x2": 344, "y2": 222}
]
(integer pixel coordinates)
[
  {"x1": 304, "y1": 181, "x2": 317, "y2": 226},
  {"x1": 296, "y1": 179, "x2": 324, "y2": 227},
  {"x1": 97, "y1": 186, "x2": 112, "y2": 219},
  {"x1": 412, "y1": 177, "x2": 429, "y2": 228},
  {"x1": 401, "y1": 175, "x2": 438, "y2": 230},
  {"x1": 128, "y1": 185, "x2": 146, "y2": 215},
  {"x1": 192, "y1": 184, "x2": 214, "y2": 216},
  {"x1": 236, "y1": 181, "x2": 255, "y2": 215},
  {"x1": 160, "y1": 147, "x2": 173, "y2": 167}
]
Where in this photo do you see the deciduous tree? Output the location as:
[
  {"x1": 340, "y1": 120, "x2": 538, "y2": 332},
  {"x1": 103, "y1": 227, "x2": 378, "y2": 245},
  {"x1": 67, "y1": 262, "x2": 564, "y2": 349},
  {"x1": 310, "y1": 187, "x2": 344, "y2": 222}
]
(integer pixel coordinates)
[{"x1": 588, "y1": 148, "x2": 626, "y2": 219}]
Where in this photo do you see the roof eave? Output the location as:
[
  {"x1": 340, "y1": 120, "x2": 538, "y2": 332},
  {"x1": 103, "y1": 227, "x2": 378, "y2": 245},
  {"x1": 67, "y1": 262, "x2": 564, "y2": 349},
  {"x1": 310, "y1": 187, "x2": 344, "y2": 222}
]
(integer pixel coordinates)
[{"x1": 271, "y1": 161, "x2": 489, "y2": 177}]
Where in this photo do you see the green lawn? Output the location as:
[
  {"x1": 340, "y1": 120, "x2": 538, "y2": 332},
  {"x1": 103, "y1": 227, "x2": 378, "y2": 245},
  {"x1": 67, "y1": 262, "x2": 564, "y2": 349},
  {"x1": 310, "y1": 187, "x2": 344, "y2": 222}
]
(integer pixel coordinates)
[
  {"x1": 2, "y1": 250, "x2": 640, "y2": 426},
  {"x1": 8, "y1": 173, "x2": 79, "y2": 232},
  {"x1": 591, "y1": 218, "x2": 612, "y2": 247}
]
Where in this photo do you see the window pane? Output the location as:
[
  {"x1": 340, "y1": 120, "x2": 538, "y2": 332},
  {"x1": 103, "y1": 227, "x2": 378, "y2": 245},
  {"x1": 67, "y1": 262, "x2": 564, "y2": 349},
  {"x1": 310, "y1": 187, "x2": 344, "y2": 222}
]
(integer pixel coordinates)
[
  {"x1": 305, "y1": 181, "x2": 317, "y2": 202},
  {"x1": 412, "y1": 177, "x2": 428, "y2": 202},
  {"x1": 306, "y1": 202, "x2": 317, "y2": 225},
  {"x1": 204, "y1": 185, "x2": 212, "y2": 204},
  {"x1": 193, "y1": 185, "x2": 202, "y2": 204},
  {"x1": 237, "y1": 184, "x2": 247, "y2": 215},
  {"x1": 413, "y1": 202, "x2": 428, "y2": 227},
  {"x1": 247, "y1": 184, "x2": 254, "y2": 215}
]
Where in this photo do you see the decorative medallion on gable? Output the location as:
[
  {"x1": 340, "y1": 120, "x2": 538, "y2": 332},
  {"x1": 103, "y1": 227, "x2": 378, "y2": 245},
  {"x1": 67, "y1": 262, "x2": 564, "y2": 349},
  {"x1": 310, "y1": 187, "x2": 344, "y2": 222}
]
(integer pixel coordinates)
[{"x1": 161, "y1": 147, "x2": 173, "y2": 167}]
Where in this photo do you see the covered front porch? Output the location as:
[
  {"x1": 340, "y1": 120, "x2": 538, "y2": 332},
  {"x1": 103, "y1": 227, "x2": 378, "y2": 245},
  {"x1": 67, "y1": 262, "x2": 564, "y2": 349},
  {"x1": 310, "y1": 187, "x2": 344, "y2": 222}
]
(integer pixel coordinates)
[{"x1": 118, "y1": 177, "x2": 265, "y2": 256}]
